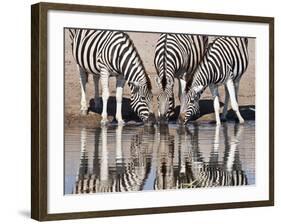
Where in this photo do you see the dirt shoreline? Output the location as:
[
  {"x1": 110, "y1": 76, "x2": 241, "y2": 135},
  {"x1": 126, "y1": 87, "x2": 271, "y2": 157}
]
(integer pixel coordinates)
[{"x1": 65, "y1": 104, "x2": 255, "y2": 128}]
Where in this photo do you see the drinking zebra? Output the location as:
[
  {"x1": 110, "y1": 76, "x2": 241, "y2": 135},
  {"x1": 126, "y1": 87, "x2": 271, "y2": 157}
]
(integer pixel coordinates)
[
  {"x1": 69, "y1": 29, "x2": 155, "y2": 125},
  {"x1": 154, "y1": 34, "x2": 208, "y2": 123},
  {"x1": 179, "y1": 37, "x2": 249, "y2": 125}
]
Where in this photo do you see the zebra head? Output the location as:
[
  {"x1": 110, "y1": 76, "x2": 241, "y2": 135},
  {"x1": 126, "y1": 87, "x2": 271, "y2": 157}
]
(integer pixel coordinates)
[
  {"x1": 129, "y1": 80, "x2": 156, "y2": 125},
  {"x1": 178, "y1": 88, "x2": 201, "y2": 125},
  {"x1": 155, "y1": 76, "x2": 175, "y2": 124}
]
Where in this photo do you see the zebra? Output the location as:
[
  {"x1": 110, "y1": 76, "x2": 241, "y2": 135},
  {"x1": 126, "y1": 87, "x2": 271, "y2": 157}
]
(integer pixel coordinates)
[
  {"x1": 179, "y1": 124, "x2": 247, "y2": 188},
  {"x1": 178, "y1": 37, "x2": 249, "y2": 125},
  {"x1": 73, "y1": 126, "x2": 153, "y2": 194},
  {"x1": 153, "y1": 124, "x2": 248, "y2": 190},
  {"x1": 174, "y1": 124, "x2": 247, "y2": 189},
  {"x1": 69, "y1": 29, "x2": 155, "y2": 125},
  {"x1": 154, "y1": 33, "x2": 208, "y2": 123}
]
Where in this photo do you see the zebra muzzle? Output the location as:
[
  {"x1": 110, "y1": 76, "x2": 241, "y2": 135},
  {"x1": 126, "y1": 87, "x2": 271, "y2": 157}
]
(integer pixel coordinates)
[
  {"x1": 144, "y1": 113, "x2": 156, "y2": 126},
  {"x1": 177, "y1": 113, "x2": 186, "y2": 125},
  {"x1": 158, "y1": 115, "x2": 168, "y2": 125}
]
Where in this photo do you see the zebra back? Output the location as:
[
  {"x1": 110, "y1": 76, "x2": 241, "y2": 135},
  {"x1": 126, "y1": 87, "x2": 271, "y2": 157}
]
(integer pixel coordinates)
[
  {"x1": 191, "y1": 36, "x2": 249, "y2": 89},
  {"x1": 154, "y1": 34, "x2": 208, "y2": 88}
]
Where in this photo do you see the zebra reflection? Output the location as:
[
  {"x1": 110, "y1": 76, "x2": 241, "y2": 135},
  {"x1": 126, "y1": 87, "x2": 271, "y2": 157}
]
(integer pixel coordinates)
[
  {"x1": 73, "y1": 126, "x2": 153, "y2": 194},
  {"x1": 73, "y1": 124, "x2": 248, "y2": 194},
  {"x1": 154, "y1": 127, "x2": 175, "y2": 190},
  {"x1": 154, "y1": 124, "x2": 247, "y2": 189},
  {"x1": 183, "y1": 124, "x2": 247, "y2": 188}
]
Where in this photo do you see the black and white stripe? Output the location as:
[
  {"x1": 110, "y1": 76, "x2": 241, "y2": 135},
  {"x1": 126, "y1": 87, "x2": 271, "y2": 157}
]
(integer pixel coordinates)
[
  {"x1": 74, "y1": 167, "x2": 148, "y2": 193},
  {"x1": 154, "y1": 34, "x2": 208, "y2": 122},
  {"x1": 74, "y1": 126, "x2": 151, "y2": 194},
  {"x1": 70, "y1": 29, "x2": 155, "y2": 124},
  {"x1": 174, "y1": 162, "x2": 248, "y2": 188},
  {"x1": 179, "y1": 37, "x2": 249, "y2": 125}
]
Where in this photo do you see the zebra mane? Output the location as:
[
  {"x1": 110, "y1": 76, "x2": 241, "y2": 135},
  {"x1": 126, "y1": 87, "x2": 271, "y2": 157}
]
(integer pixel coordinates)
[
  {"x1": 162, "y1": 34, "x2": 169, "y2": 90},
  {"x1": 161, "y1": 75, "x2": 167, "y2": 90},
  {"x1": 145, "y1": 72, "x2": 152, "y2": 90},
  {"x1": 205, "y1": 40, "x2": 215, "y2": 54},
  {"x1": 184, "y1": 40, "x2": 216, "y2": 93}
]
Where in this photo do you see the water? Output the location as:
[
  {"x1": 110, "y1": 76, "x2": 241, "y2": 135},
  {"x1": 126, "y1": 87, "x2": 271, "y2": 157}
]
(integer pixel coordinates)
[{"x1": 64, "y1": 121, "x2": 255, "y2": 194}]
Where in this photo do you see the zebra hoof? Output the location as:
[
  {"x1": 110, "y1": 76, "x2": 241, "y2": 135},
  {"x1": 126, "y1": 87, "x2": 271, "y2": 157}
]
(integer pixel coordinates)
[
  {"x1": 117, "y1": 120, "x2": 125, "y2": 126},
  {"x1": 101, "y1": 119, "x2": 109, "y2": 126},
  {"x1": 220, "y1": 116, "x2": 227, "y2": 122},
  {"x1": 80, "y1": 110, "x2": 88, "y2": 116},
  {"x1": 239, "y1": 119, "x2": 245, "y2": 124},
  {"x1": 158, "y1": 116, "x2": 168, "y2": 126}
]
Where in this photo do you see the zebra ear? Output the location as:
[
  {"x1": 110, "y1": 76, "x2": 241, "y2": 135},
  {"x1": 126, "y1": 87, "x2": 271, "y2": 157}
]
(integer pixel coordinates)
[
  {"x1": 191, "y1": 85, "x2": 203, "y2": 101},
  {"x1": 128, "y1": 81, "x2": 140, "y2": 94},
  {"x1": 166, "y1": 77, "x2": 173, "y2": 87},
  {"x1": 193, "y1": 85, "x2": 203, "y2": 94}
]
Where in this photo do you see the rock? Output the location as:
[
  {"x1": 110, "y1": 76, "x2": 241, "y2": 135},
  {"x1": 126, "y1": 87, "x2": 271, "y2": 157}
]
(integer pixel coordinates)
[
  {"x1": 196, "y1": 113, "x2": 216, "y2": 122},
  {"x1": 127, "y1": 120, "x2": 137, "y2": 125},
  {"x1": 65, "y1": 112, "x2": 102, "y2": 128}
]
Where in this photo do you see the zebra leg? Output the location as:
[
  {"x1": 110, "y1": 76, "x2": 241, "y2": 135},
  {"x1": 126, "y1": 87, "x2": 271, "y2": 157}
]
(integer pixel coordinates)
[
  {"x1": 100, "y1": 126, "x2": 109, "y2": 184},
  {"x1": 78, "y1": 65, "x2": 88, "y2": 115},
  {"x1": 178, "y1": 78, "x2": 187, "y2": 101},
  {"x1": 222, "y1": 84, "x2": 230, "y2": 121},
  {"x1": 100, "y1": 69, "x2": 110, "y2": 125},
  {"x1": 226, "y1": 124, "x2": 244, "y2": 172},
  {"x1": 93, "y1": 75, "x2": 101, "y2": 110},
  {"x1": 234, "y1": 79, "x2": 240, "y2": 103},
  {"x1": 209, "y1": 85, "x2": 221, "y2": 126},
  {"x1": 210, "y1": 124, "x2": 220, "y2": 164},
  {"x1": 115, "y1": 125, "x2": 123, "y2": 165},
  {"x1": 226, "y1": 79, "x2": 244, "y2": 124},
  {"x1": 116, "y1": 77, "x2": 125, "y2": 125},
  {"x1": 178, "y1": 78, "x2": 182, "y2": 101}
]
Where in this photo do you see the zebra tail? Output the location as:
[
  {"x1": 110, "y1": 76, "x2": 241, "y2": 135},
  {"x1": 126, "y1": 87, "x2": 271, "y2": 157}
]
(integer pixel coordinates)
[{"x1": 68, "y1": 28, "x2": 77, "y2": 40}]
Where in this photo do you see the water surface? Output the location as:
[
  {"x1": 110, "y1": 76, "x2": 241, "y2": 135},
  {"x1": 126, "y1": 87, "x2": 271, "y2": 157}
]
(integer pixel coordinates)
[{"x1": 64, "y1": 121, "x2": 255, "y2": 194}]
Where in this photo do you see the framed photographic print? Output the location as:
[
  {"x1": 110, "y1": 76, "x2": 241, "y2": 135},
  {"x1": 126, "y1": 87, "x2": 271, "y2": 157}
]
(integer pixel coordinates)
[{"x1": 31, "y1": 2, "x2": 274, "y2": 221}]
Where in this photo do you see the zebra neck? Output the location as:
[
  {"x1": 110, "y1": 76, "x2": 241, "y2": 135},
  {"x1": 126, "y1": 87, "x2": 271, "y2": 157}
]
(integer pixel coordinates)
[
  {"x1": 126, "y1": 69, "x2": 148, "y2": 86},
  {"x1": 120, "y1": 49, "x2": 148, "y2": 85},
  {"x1": 191, "y1": 60, "x2": 213, "y2": 90},
  {"x1": 191, "y1": 73, "x2": 207, "y2": 93}
]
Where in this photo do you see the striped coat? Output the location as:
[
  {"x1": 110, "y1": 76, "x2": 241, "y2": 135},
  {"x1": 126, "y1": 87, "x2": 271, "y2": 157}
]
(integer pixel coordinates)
[
  {"x1": 179, "y1": 37, "x2": 249, "y2": 125},
  {"x1": 154, "y1": 34, "x2": 208, "y2": 122}
]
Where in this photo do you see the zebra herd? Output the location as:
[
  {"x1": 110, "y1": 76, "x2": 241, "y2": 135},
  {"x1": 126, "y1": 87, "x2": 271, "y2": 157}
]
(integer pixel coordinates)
[{"x1": 69, "y1": 29, "x2": 249, "y2": 126}]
